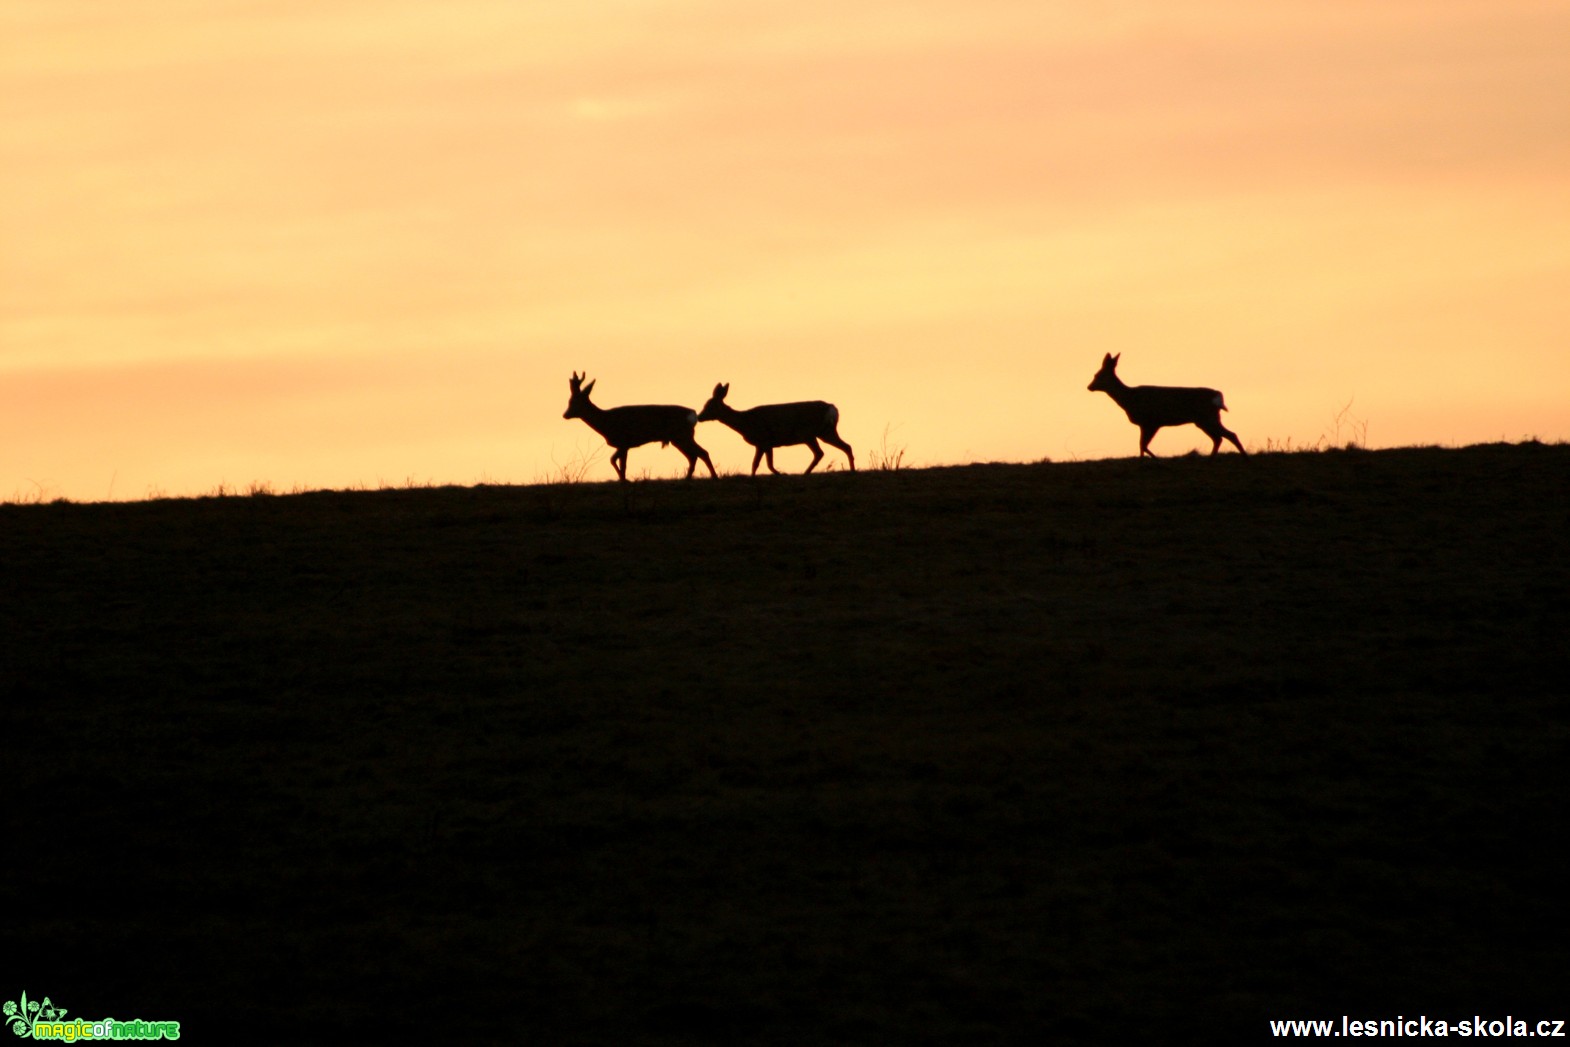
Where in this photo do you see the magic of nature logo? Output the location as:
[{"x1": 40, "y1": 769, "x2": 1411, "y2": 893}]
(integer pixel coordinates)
[{"x1": 4, "y1": 992, "x2": 180, "y2": 1041}]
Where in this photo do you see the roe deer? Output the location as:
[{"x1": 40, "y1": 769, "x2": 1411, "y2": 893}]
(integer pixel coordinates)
[
  {"x1": 697, "y1": 383, "x2": 855, "y2": 475},
  {"x1": 562, "y1": 372, "x2": 716, "y2": 482},
  {"x1": 1087, "y1": 353, "x2": 1246, "y2": 457}
]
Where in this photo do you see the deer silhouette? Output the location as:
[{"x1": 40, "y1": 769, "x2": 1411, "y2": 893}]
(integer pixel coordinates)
[
  {"x1": 562, "y1": 372, "x2": 716, "y2": 481},
  {"x1": 1088, "y1": 353, "x2": 1246, "y2": 457},
  {"x1": 697, "y1": 383, "x2": 855, "y2": 475}
]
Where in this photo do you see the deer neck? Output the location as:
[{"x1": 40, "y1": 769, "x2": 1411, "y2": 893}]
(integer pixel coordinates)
[
  {"x1": 575, "y1": 400, "x2": 613, "y2": 435},
  {"x1": 1097, "y1": 375, "x2": 1133, "y2": 408},
  {"x1": 713, "y1": 402, "x2": 746, "y2": 431}
]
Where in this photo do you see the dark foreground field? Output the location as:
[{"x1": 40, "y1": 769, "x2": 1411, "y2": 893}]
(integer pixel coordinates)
[{"x1": 4, "y1": 444, "x2": 1568, "y2": 1042}]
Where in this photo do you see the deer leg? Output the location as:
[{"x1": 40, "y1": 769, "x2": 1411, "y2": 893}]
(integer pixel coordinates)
[
  {"x1": 1139, "y1": 426, "x2": 1159, "y2": 457},
  {"x1": 680, "y1": 437, "x2": 716, "y2": 478},
  {"x1": 670, "y1": 437, "x2": 696, "y2": 478},
  {"x1": 1200, "y1": 418, "x2": 1246, "y2": 456},
  {"x1": 804, "y1": 439, "x2": 825, "y2": 474},
  {"x1": 1198, "y1": 417, "x2": 1223, "y2": 454},
  {"x1": 765, "y1": 448, "x2": 782, "y2": 475},
  {"x1": 823, "y1": 432, "x2": 855, "y2": 471},
  {"x1": 611, "y1": 448, "x2": 629, "y2": 481},
  {"x1": 751, "y1": 447, "x2": 765, "y2": 475},
  {"x1": 668, "y1": 433, "x2": 712, "y2": 480}
]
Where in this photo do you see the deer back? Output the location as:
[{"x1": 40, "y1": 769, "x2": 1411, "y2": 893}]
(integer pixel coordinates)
[
  {"x1": 593, "y1": 404, "x2": 700, "y2": 449},
  {"x1": 733, "y1": 401, "x2": 838, "y2": 447},
  {"x1": 1121, "y1": 385, "x2": 1227, "y2": 426}
]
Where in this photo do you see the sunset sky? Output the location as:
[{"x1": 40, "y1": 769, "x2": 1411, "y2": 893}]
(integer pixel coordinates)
[{"x1": 3, "y1": 0, "x2": 1567, "y2": 499}]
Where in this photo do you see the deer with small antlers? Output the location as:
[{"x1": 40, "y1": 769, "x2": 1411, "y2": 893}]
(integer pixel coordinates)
[
  {"x1": 697, "y1": 383, "x2": 855, "y2": 475},
  {"x1": 562, "y1": 372, "x2": 716, "y2": 482},
  {"x1": 1088, "y1": 353, "x2": 1246, "y2": 457}
]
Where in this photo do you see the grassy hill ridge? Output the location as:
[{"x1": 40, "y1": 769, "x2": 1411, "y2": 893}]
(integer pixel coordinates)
[{"x1": 4, "y1": 443, "x2": 1567, "y2": 1043}]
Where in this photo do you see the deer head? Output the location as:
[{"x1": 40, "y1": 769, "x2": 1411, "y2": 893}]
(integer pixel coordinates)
[
  {"x1": 697, "y1": 382, "x2": 730, "y2": 421},
  {"x1": 1087, "y1": 353, "x2": 1121, "y2": 393},
  {"x1": 564, "y1": 371, "x2": 597, "y2": 419}
]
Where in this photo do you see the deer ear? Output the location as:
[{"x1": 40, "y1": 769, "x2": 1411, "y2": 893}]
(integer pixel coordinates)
[
  {"x1": 582, "y1": 379, "x2": 595, "y2": 396},
  {"x1": 1110, "y1": 353, "x2": 1120, "y2": 364},
  {"x1": 713, "y1": 382, "x2": 725, "y2": 396}
]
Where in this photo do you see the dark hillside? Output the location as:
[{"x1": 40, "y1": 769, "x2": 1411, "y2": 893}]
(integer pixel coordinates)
[{"x1": 4, "y1": 443, "x2": 1567, "y2": 1042}]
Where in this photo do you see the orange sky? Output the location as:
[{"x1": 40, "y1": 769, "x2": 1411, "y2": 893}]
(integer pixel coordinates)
[{"x1": 3, "y1": 0, "x2": 1567, "y2": 499}]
